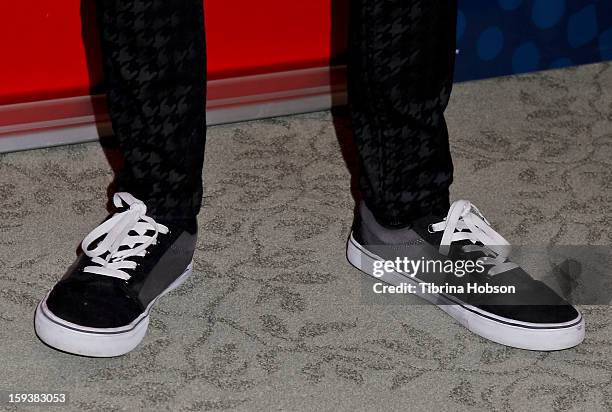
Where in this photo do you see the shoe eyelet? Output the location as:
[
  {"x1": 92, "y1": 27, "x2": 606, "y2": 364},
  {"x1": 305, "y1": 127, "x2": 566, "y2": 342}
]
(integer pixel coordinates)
[{"x1": 427, "y1": 224, "x2": 435, "y2": 234}]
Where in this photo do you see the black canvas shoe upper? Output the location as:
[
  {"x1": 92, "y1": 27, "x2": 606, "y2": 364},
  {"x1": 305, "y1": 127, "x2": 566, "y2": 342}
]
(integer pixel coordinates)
[
  {"x1": 46, "y1": 193, "x2": 196, "y2": 328},
  {"x1": 353, "y1": 200, "x2": 580, "y2": 325}
]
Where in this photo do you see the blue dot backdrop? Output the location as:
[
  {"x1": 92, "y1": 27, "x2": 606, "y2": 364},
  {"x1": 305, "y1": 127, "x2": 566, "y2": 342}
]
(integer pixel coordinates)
[{"x1": 455, "y1": 0, "x2": 612, "y2": 82}]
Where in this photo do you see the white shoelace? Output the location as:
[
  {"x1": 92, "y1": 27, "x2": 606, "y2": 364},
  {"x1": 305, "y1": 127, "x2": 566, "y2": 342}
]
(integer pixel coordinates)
[
  {"x1": 81, "y1": 192, "x2": 169, "y2": 280},
  {"x1": 430, "y1": 200, "x2": 518, "y2": 276}
]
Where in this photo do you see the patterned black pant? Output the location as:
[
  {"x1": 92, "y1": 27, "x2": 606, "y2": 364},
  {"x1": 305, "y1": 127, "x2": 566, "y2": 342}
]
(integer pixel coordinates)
[{"x1": 97, "y1": 0, "x2": 457, "y2": 228}]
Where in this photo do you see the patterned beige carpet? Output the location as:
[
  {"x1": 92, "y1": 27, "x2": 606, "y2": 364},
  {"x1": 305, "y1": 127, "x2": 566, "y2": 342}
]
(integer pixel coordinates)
[{"x1": 0, "y1": 62, "x2": 611, "y2": 411}]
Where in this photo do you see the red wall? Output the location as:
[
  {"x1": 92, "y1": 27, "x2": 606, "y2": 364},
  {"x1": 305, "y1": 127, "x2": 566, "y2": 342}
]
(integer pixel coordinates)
[{"x1": 0, "y1": 1, "x2": 346, "y2": 106}]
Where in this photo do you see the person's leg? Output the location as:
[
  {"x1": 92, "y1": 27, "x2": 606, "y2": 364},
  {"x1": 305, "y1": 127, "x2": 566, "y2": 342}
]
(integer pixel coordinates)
[
  {"x1": 35, "y1": 0, "x2": 207, "y2": 357},
  {"x1": 348, "y1": 0, "x2": 457, "y2": 227},
  {"x1": 98, "y1": 0, "x2": 207, "y2": 231},
  {"x1": 346, "y1": 0, "x2": 585, "y2": 351}
]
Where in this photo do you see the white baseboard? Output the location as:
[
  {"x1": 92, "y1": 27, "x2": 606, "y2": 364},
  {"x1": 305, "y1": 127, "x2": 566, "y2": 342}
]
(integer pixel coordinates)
[{"x1": 0, "y1": 65, "x2": 347, "y2": 153}]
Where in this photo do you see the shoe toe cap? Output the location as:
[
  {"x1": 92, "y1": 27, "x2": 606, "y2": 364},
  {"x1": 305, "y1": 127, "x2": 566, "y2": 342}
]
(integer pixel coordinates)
[
  {"x1": 46, "y1": 279, "x2": 142, "y2": 328},
  {"x1": 482, "y1": 303, "x2": 581, "y2": 325}
]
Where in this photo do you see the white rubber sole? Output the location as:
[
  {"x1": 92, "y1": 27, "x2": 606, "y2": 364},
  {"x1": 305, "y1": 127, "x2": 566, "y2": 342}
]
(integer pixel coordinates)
[
  {"x1": 34, "y1": 261, "x2": 193, "y2": 357},
  {"x1": 347, "y1": 234, "x2": 585, "y2": 351}
]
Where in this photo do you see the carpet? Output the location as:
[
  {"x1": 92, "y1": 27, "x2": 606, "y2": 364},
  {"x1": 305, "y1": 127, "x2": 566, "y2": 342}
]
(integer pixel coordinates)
[{"x1": 0, "y1": 62, "x2": 611, "y2": 411}]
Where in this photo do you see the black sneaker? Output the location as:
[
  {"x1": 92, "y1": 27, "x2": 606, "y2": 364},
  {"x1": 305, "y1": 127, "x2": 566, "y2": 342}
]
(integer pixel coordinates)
[
  {"x1": 347, "y1": 200, "x2": 585, "y2": 351},
  {"x1": 35, "y1": 193, "x2": 196, "y2": 357}
]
